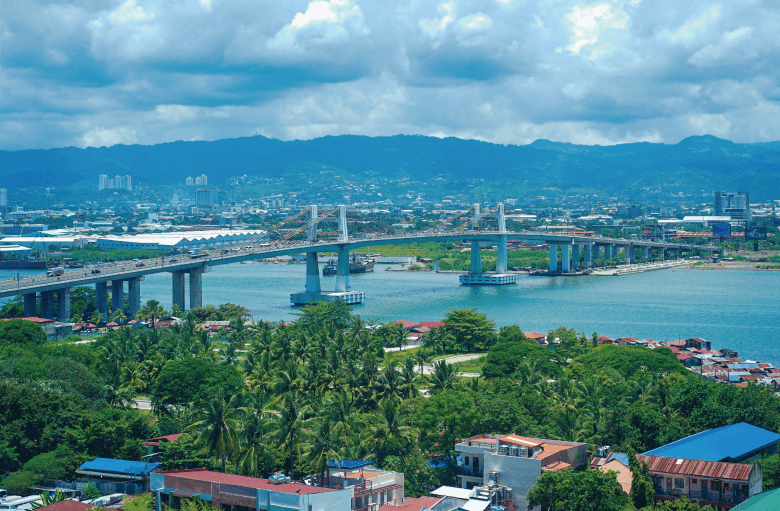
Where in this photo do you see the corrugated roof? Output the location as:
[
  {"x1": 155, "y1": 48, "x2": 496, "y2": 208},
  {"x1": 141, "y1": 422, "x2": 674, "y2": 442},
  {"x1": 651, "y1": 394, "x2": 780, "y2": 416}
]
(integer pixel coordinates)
[
  {"x1": 77, "y1": 458, "x2": 160, "y2": 476},
  {"x1": 36, "y1": 501, "x2": 94, "y2": 511},
  {"x1": 161, "y1": 469, "x2": 333, "y2": 495},
  {"x1": 598, "y1": 459, "x2": 632, "y2": 494},
  {"x1": 379, "y1": 497, "x2": 441, "y2": 511},
  {"x1": 636, "y1": 455, "x2": 754, "y2": 482},
  {"x1": 643, "y1": 423, "x2": 780, "y2": 462}
]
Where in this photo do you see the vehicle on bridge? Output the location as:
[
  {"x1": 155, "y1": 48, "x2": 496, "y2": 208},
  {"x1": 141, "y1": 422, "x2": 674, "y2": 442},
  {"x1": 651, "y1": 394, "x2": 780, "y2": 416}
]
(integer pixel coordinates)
[{"x1": 46, "y1": 267, "x2": 64, "y2": 277}]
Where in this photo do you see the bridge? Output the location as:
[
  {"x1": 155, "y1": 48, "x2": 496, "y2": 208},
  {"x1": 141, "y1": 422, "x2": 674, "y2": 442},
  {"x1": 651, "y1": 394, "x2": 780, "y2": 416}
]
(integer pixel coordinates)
[{"x1": 0, "y1": 204, "x2": 713, "y2": 321}]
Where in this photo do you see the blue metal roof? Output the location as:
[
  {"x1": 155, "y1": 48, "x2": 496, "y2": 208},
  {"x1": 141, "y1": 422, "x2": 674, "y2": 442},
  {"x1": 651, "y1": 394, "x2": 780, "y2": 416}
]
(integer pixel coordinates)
[
  {"x1": 327, "y1": 459, "x2": 374, "y2": 469},
  {"x1": 78, "y1": 458, "x2": 160, "y2": 476},
  {"x1": 644, "y1": 423, "x2": 780, "y2": 462},
  {"x1": 610, "y1": 453, "x2": 630, "y2": 466}
]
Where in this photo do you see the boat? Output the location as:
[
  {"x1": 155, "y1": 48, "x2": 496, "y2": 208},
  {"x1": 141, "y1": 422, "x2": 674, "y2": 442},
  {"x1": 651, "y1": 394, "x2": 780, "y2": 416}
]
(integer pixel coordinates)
[
  {"x1": 322, "y1": 255, "x2": 375, "y2": 275},
  {"x1": 350, "y1": 254, "x2": 375, "y2": 274},
  {"x1": 323, "y1": 259, "x2": 337, "y2": 275}
]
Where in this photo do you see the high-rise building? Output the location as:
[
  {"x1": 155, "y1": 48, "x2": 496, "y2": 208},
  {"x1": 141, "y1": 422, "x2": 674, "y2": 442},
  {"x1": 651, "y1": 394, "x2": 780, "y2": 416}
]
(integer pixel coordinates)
[
  {"x1": 98, "y1": 174, "x2": 109, "y2": 191},
  {"x1": 195, "y1": 176, "x2": 202, "y2": 186},
  {"x1": 714, "y1": 191, "x2": 751, "y2": 221},
  {"x1": 114, "y1": 175, "x2": 125, "y2": 189},
  {"x1": 125, "y1": 175, "x2": 132, "y2": 191},
  {"x1": 186, "y1": 176, "x2": 194, "y2": 186},
  {"x1": 0, "y1": 188, "x2": 6, "y2": 207},
  {"x1": 200, "y1": 174, "x2": 208, "y2": 185},
  {"x1": 195, "y1": 189, "x2": 213, "y2": 208}
]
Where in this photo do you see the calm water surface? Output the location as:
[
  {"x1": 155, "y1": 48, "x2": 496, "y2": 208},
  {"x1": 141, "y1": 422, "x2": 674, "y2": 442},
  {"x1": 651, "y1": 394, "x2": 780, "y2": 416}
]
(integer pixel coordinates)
[{"x1": 3, "y1": 264, "x2": 779, "y2": 365}]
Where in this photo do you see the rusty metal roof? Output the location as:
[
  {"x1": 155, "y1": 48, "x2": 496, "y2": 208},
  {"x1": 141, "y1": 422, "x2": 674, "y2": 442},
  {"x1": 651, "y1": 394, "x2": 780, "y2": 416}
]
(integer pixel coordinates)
[{"x1": 637, "y1": 455, "x2": 754, "y2": 482}]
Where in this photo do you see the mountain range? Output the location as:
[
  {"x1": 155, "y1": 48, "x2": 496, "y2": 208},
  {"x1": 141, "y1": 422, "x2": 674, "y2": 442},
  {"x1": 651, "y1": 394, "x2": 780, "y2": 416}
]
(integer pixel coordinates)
[{"x1": 1, "y1": 134, "x2": 779, "y2": 198}]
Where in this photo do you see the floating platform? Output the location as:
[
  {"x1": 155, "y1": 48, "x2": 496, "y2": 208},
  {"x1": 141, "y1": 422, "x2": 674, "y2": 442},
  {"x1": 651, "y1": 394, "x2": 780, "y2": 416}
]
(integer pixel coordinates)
[
  {"x1": 290, "y1": 290, "x2": 366, "y2": 305},
  {"x1": 459, "y1": 273, "x2": 519, "y2": 285}
]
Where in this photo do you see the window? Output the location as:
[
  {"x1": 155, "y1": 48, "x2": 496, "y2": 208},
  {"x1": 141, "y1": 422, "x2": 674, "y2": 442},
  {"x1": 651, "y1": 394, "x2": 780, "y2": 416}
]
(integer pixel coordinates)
[
  {"x1": 711, "y1": 481, "x2": 719, "y2": 491},
  {"x1": 464, "y1": 456, "x2": 469, "y2": 466},
  {"x1": 675, "y1": 479, "x2": 685, "y2": 489},
  {"x1": 691, "y1": 479, "x2": 697, "y2": 484}
]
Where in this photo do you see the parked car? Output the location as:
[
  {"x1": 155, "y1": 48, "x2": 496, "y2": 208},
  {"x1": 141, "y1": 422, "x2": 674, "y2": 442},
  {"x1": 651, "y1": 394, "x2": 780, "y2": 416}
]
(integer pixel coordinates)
[
  {"x1": 91, "y1": 269, "x2": 101, "y2": 274},
  {"x1": 136, "y1": 262, "x2": 145, "y2": 267}
]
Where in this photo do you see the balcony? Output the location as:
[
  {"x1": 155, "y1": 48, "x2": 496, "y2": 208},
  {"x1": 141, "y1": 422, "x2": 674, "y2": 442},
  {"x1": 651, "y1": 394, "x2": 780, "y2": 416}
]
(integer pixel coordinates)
[
  {"x1": 456, "y1": 467, "x2": 484, "y2": 478},
  {"x1": 654, "y1": 487, "x2": 747, "y2": 506}
]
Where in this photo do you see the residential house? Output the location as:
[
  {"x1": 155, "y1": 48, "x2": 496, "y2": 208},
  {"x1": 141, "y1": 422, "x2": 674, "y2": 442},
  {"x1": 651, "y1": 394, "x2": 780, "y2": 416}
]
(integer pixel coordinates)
[
  {"x1": 306, "y1": 460, "x2": 404, "y2": 511},
  {"x1": 524, "y1": 332, "x2": 547, "y2": 345},
  {"x1": 142, "y1": 433, "x2": 189, "y2": 462},
  {"x1": 636, "y1": 454, "x2": 761, "y2": 508},
  {"x1": 151, "y1": 469, "x2": 353, "y2": 511},
  {"x1": 75, "y1": 458, "x2": 160, "y2": 494},
  {"x1": 455, "y1": 434, "x2": 587, "y2": 511}
]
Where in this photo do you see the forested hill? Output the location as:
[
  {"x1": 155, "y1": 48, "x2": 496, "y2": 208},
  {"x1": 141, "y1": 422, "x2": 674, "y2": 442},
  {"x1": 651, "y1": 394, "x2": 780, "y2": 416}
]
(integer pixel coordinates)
[{"x1": 2, "y1": 134, "x2": 780, "y2": 197}]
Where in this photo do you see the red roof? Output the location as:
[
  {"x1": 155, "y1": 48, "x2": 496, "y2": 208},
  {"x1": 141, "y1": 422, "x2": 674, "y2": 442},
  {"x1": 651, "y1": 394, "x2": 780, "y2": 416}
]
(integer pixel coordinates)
[
  {"x1": 677, "y1": 354, "x2": 694, "y2": 361},
  {"x1": 380, "y1": 496, "x2": 441, "y2": 511},
  {"x1": 617, "y1": 337, "x2": 640, "y2": 342},
  {"x1": 418, "y1": 321, "x2": 445, "y2": 329},
  {"x1": 597, "y1": 335, "x2": 613, "y2": 341},
  {"x1": 144, "y1": 433, "x2": 188, "y2": 446},
  {"x1": 36, "y1": 501, "x2": 93, "y2": 511},
  {"x1": 525, "y1": 332, "x2": 547, "y2": 339},
  {"x1": 637, "y1": 455, "x2": 753, "y2": 482},
  {"x1": 666, "y1": 340, "x2": 687, "y2": 347},
  {"x1": 393, "y1": 320, "x2": 419, "y2": 329},
  {"x1": 159, "y1": 469, "x2": 334, "y2": 495},
  {"x1": 0, "y1": 316, "x2": 54, "y2": 324}
]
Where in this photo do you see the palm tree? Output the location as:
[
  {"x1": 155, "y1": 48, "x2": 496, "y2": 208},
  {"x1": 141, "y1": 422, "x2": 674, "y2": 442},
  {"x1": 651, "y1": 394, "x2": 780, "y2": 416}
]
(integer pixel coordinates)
[
  {"x1": 238, "y1": 411, "x2": 273, "y2": 477},
  {"x1": 430, "y1": 359, "x2": 456, "y2": 391},
  {"x1": 400, "y1": 358, "x2": 420, "y2": 399},
  {"x1": 367, "y1": 399, "x2": 415, "y2": 465},
  {"x1": 188, "y1": 388, "x2": 244, "y2": 472},
  {"x1": 111, "y1": 308, "x2": 127, "y2": 325},
  {"x1": 90, "y1": 309, "x2": 104, "y2": 327},
  {"x1": 272, "y1": 393, "x2": 312, "y2": 480},
  {"x1": 413, "y1": 349, "x2": 433, "y2": 376},
  {"x1": 32, "y1": 490, "x2": 67, "y2": 509},
  {"x1": 303, "y1": 417, "x2": 343, "y2": 487},
  {"x1": 138, "y1": 299, "x2": 167, "y2": 328},
  {"x1": 170, "y1": 303, "x2": 183, "y2": 317}
]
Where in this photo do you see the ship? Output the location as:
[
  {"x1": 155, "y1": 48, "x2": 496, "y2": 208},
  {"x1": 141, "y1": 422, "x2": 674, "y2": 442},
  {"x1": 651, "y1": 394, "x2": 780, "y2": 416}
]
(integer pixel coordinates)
[{"x1": 322, "y1": 254, "x2": 375, "y2": 275}]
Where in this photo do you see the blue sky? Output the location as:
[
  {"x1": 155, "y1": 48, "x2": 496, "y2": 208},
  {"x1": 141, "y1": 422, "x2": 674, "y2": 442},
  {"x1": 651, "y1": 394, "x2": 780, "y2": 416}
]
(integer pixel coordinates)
[{"x1": 1, "y1": 0, "x2": 778, "y2": 150}]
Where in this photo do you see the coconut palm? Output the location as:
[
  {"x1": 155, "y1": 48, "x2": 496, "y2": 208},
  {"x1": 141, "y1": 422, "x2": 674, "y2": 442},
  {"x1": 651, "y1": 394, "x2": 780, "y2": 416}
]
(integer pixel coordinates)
[
  {"x1": 90, "y1": 310, "x2": 104, "y2": 327},
  {"x1": 111, "y1": 308, "x2": 127, "y2": 325},
  {"x1": 303, "y1": 417, "x2": 344, "y2": 487},
  {"x1": 188, "y1": 388, "x2": 244, "y2": 472},
  {"x1": 238, "y1": 410, "x2": 274, "y2": 477},
  {"x1": 430, "y1": 359, "x2": 457, "y2": 391},
  {"x1": 272, "y1": 392, "x2": 313, "y2": 480}
]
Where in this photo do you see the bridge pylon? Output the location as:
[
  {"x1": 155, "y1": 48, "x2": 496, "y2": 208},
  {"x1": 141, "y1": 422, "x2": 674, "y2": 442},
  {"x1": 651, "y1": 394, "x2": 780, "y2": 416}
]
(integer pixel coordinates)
[{"x1": 460, "y1": 203, "x2": 518, "y2": 285}]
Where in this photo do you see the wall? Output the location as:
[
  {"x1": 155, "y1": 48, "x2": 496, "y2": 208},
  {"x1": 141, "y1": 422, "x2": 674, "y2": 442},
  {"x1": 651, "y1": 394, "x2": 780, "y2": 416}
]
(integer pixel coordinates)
[{"x1": 483, "y1": 452, "x2": 541, "y2": 511}]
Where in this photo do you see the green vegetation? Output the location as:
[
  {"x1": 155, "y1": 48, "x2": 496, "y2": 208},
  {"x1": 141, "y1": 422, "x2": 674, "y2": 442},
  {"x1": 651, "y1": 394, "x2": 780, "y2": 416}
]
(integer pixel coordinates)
[
  {"x1": 2, "y1": 300, "x2": 780, "y2": 507},
  {"x1": 51, "y1": 246, "x2": 164, "y2": 264}
]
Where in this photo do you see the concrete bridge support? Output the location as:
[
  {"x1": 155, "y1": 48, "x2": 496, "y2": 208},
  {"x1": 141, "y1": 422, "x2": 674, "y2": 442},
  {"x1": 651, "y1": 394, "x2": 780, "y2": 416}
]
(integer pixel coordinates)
[
  {"x1": 24, "y1": 293, "x2": 36, "y2": 317},
  {"x1": 128, "y1": 277, "x2": 142, "y2": 318},
  {"x1": 659, "y1": 247, "x2": 666, "y2": 260},
  {"x1": 470, "y1": 242, "x2": 483, "y2": 275},
  {"x1": 189, "y1": 267, "x2": 203, "y2": 309},
  {"x1": 573, "y1": 244, "x2": 582, "y2": 269},
  {"x1": 57, "y1": 288, "x2": 71, "y2": 322},
  {"x1": 496, "y1": 204, "x2": 508, "y2": 274},
  {"x1": 584, "y1": 244, "x2": 592, "y2": 268},
  {"x1": 549, "y1": 244, "x2": 558, "y2": 273},
  {"x1": 335, "y1": 246, "x2": 351, "y2": 293},
  {"x1": 112, "y1": 280, "x2": 124, "y2": 315},
  {"x1": 624, "y1": 245, "x2": 633, "y2": 265},
  {"x1": 96, "y1": 282, "x2": 108, "y2": 320},
  {"x1": 561, "y1": 244, "x2": 571, "y2": 272},
  {"x1": 40, "y1": 291, "x2": 54, "y2": 320},
  {"x1": 305, "y1": 252, "x2": 321, "y2": 294},
  {"x1": 642, "y1": 247, "x2": 649, "y2": 260},
  {"x1": 172, "y1": 272, "x2": 186, "y2": 311}
]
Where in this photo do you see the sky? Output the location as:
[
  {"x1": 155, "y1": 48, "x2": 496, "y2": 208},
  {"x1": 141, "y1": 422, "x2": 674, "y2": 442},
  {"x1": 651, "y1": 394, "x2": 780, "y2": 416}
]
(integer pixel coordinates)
[{"x1": 1, "y1": 0, "x2": 779, "y2": 151}]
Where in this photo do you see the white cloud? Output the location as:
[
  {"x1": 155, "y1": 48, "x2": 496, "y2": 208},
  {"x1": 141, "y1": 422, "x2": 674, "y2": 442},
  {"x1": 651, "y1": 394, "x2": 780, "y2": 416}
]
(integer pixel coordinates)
[
  {"x1": 419, "y1": 2, "x2": 456, "y2": 39},
  {"x1": 564, "y1": 2, "x2": 630, "y2": 59},
  {"x1": 688, "y1": 26, "x2": 755, "y2": 67},
  {"x1": 657, "y1": 5, "x2": 721, "y2": 45},
  {"x1": 82, "y1": 126, "x2": 138, "y2": 148},
  {"x1": 108, "y1": 0, "x2": 155, "y2": 24},
  {"x1": 269, "y1": 0, "x2": 369, "y2": 50}
]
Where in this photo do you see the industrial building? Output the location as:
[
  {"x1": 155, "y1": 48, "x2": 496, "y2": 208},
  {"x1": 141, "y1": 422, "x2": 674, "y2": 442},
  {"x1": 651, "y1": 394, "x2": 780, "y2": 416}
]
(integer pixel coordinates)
[
  {"x1": 95, "y1": 230, "x2": 265, "y2": 251},
  {"x1": 643, "y1": 423, "x2": 780, "y2": 463}
]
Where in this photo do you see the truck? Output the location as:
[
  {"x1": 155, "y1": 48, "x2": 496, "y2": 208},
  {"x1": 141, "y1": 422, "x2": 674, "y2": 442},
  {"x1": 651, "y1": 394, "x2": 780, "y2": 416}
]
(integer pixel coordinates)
[
  {"x1": 46, "y1": 267, "x2": 64, "y2": 277},
  {"x1": 189, "y1": 249, "x2": 207, "y2": 258}
]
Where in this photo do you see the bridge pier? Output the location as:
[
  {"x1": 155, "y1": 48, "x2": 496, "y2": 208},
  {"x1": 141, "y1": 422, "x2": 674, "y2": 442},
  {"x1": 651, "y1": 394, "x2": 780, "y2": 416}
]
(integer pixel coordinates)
[
  {"x1": 41, "y1": 291, "x2": 55, "y2": 320},
  {"x1": 624, "y1": 245, "x2": 632, "y2": 265},
  {"x1": 659, "y1": 247, "x2": 665, "y2": 260},
  {"x1": 112, "y1": 280, "x2": 124, "y2": 316},
  {"x1": 189, "y1": 267, "x2": 203, "y2": 309},
  {"x1": 57, "y1": 288, "x2": 71, "y2": 322},
  {"x1": 561, "y1": 244, "x2": 571, "y2": 272},
  {"x1": 96, "y1": 282, "x2": 108, "y2": 321},
  {"x1": 172, "y1": 272, "x2": 185, "y2": 311},
  {"x1": 573, "y1": 244, "x2": 582, "y2": 269},
  {"x1": 128, "y1": 277, "x2": 142, "y2": 318},
  {"x1": 583, "y1": 244, "x2": 592, "y2": 268},
  {"x1": 549, "y1": 244, "x2": 558, "y2": 273},
  {"x1": 460, "y1": 204, "x2": 517, "y2": 285},
  {"x1": 23, "y1": 293, "x2": 36, "y2": 317}
]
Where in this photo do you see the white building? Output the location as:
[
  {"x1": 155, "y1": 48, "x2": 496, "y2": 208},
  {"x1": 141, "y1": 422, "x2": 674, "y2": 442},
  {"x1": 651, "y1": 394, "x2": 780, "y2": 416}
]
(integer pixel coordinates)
[
  {"x1": 186, "y1": 176, "x2": 194, "y2": 186},
  {"x1": 714, "y1": 191, "x2": 751, "y2": 221},
  {"x1": 95, "y1": 230, "x2": 266, "y2": 251},
  {"x1": 98, "y1": 175, "x2": 109, "y2": 191},
  {"x1": 0, "y1": 188, "x2": 7, "y2": 207},
  {"x1": 456, "y1": 434, "x2": 588, "y2": 511}
]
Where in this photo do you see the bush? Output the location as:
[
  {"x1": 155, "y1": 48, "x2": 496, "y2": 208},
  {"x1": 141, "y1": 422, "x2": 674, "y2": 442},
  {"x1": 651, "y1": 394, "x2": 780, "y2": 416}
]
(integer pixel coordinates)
[
  {"x1": 0, "y1": 320, "x2": 47, "y2": 347},
  {"x1": 3, "y1": 470, "x2": 39, "y2": 494},
  {"x1": 83, "y1": 482, "x2": 101, "y2": 500}
]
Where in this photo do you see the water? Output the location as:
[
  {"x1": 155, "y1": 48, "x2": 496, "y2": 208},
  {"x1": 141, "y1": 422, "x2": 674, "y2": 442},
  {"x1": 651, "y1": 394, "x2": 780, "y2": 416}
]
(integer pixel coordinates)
[{"x1": 3, "y1": 263, "x2": 779, "y2": 365}]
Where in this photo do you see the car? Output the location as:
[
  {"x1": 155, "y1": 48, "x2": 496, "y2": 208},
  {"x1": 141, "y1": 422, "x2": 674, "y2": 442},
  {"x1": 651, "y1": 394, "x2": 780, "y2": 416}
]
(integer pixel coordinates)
[
  {"x1": 91, "y1": 269, "x2": 101, "y2": 274},
  {"x1": 169, "y1": 258, "x2": 177, "y2": 263},
  {"x1": 136, "y1": 262, "x2": 145, "y2": 267}
]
